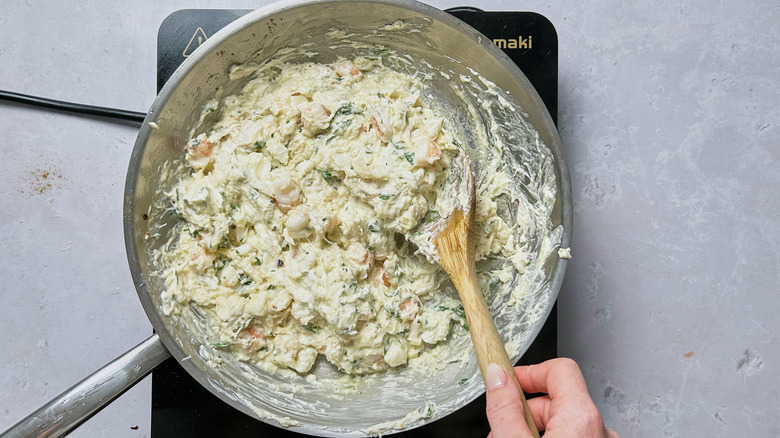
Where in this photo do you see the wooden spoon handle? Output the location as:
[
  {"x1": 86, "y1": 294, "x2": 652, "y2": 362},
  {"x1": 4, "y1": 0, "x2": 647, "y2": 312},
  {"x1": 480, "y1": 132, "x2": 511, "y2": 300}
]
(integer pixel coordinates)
[
  {"x1": 433, "y1": 201, "x2": 538, "y2": 435},
  {"x1": 455, "y1": 273, "x2": 540, "y2": 438}
]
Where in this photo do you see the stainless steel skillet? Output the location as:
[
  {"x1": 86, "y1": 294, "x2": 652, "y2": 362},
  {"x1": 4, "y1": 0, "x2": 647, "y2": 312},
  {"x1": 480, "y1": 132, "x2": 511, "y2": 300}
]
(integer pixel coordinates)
[{"x1": 1, "y1": 1, "x2": 571, "y2": 436}]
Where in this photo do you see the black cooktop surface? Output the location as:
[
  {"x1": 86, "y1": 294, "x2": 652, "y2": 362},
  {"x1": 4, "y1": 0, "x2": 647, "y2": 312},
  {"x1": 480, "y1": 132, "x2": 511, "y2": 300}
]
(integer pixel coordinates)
[{"x1": 153, "y1": 8, "x2": 558, "y2": 437}]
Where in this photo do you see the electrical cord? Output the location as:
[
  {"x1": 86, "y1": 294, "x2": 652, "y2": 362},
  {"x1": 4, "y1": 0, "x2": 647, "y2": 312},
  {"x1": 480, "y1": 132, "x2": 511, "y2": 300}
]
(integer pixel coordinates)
[{"x1": 0, "y1": 90, "x2": 146, "y2": 123}]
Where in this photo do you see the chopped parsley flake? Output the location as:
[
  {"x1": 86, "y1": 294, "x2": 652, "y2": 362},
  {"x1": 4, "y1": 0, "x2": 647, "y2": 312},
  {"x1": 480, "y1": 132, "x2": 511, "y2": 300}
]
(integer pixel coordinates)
[
  {"x1": 319, "y1": 168, "x2": 341, "y2": 183},
  {"x1": 424, "y1": 210, "x2": 441, "y2": 223},
  {"x1": 211, "y1": 342, "x2": 231, "y2": 349},
  {"x1": 187, "y1": 228, "x2": 205, "y2": 238},
  {"x1": 333, "y1": 102, "x2": 362, "y2": 117}
]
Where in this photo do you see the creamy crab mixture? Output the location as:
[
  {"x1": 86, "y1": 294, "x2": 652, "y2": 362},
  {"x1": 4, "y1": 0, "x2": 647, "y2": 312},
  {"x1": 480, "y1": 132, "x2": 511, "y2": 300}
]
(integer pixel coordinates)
[{"x1": 156, "y1": 57, "x2": 517, "y2": 376}]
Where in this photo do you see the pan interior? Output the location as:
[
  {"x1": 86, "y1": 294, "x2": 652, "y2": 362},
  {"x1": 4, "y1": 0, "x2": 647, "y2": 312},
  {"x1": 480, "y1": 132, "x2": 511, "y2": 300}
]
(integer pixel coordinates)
[{"x1": 126, "y1": 1, "x2": 569, "y2": 436}]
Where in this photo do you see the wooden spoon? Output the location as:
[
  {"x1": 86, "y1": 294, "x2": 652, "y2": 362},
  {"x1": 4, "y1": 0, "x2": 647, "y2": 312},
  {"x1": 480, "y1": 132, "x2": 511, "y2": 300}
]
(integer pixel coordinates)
[{"x1": 430, "y1": 155, "x2": 540, "y2": 438}]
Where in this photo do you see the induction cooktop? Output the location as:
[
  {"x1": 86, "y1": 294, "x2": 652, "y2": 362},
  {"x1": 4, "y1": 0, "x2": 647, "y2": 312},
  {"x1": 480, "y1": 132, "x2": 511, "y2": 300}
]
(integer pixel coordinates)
[{"x1": 152, "y1": 8, "x2": 558, "y2": 437}]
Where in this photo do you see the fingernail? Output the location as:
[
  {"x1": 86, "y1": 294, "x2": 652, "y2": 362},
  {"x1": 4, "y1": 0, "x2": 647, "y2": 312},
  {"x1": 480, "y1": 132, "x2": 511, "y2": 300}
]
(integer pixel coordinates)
[{"x1": 486, "y1": 363, "x2": 507, "y2": 390}]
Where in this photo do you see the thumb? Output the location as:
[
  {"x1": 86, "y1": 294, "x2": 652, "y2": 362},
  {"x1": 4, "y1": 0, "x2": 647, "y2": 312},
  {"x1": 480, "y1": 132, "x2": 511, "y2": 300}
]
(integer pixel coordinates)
[{"x1": 484, "y1": 363, "x2": 532, "y2": 438}]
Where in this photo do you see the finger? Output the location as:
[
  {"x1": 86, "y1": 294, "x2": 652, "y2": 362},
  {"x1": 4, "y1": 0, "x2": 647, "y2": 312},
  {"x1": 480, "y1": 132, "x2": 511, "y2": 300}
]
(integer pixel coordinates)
[
  {"x1": 515, "y1": 358, "x2": 589, "y2": 400},
  {"x1": 485, "y1": 363, "x2": 532, "y2": 438},
  {"x1": 525, "y1": 395, "x2": 552, "y2": 430}
]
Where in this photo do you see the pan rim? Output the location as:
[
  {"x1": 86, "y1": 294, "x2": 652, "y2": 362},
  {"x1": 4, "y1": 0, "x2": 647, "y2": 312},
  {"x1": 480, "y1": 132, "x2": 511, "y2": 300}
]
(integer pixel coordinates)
[{"x1": 124, "y1": 0, "x2": 571, "y2": 435}]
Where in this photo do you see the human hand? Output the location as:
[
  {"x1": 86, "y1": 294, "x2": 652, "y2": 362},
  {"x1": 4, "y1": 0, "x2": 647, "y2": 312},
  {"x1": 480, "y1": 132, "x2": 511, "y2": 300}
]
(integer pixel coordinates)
[{"x1": 485, "y1": 358, "x2": 619, "y2": 438}]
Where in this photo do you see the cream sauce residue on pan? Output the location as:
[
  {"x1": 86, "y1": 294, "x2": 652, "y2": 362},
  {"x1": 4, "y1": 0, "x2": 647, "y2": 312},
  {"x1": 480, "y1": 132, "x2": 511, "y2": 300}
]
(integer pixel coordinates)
[{"x1": 149, "y1": 36, "x2": 562, "y2": 433}]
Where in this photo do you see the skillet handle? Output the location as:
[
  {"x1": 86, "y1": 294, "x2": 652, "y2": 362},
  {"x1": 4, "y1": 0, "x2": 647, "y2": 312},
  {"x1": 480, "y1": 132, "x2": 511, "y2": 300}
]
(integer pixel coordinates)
[{"x1": 0, "y1": 333, "x2": 170, "y2": 438}]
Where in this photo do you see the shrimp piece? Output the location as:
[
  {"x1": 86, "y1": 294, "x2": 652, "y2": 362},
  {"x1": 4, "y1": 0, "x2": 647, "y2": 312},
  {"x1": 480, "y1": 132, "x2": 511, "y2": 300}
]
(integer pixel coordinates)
[
  {"x1": 272, "y1": 172, "x2": 301, "y2": 212},
  {"x1": 375, "y1": 259, "x2": 393, "y2": 287},
  {"x1": 188, "y1": 245, "x2": 215, "y2": 272},
  {"x1": 185, "y1": 133, "x2": 213, "y2": 171},
  {"x1": 300, "y1": 102, "x2": 331, "y2": 136},
  {"x1": 238, "y1": 325, "x2": 267, "y2": 352},
  {"x1": 309, "y1": 208, "x2": 338, "y2": 235},
  {"x1": 399, "y1": 297, "x2": 420, "y2": 321},
  {"x1": 377, "y1": 267, "x2": 391, "y2": 287},
  {"x1": 411, "y1": 129, "x2": 441, "y2": 167},
  {"x1": 333, "y1": 61, "x2": 362, "y2": 78},
  {"x1": 245, "y1": 326, "x2": 263, "y2": 340},
  {"x1": 346, "y1": 243, "x2": 373, "y2": 266},
  {"x1": 286, "y1": 206, "x2": 311, "y2": 239},
  {"x1": 370, "y1": 109, "x2": 392, "y2": 143},
  {"x1": 369, "y1": 354, "x2": 385, "y2": 366}
]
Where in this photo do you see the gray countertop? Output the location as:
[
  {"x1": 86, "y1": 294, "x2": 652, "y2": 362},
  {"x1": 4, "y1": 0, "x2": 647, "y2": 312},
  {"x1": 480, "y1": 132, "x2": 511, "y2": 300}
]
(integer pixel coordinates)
[{"x1": 1, "y1": 1, "x2": 778, "y2": 436}]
